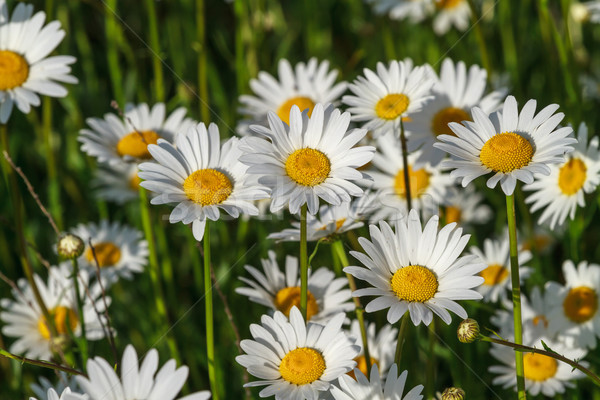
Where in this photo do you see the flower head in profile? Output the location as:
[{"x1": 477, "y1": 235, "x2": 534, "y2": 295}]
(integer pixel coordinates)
[
  {"x1": 241, "y1": 103, "x2": 374, "y2": 215},
  {"x1": 432, "y1": 0, "x2": 470, "y2": 35},
  {"x1": 345, "y1": 209, "x2": 485, "y2": 326},
  {"x1": 0, "y1": 0, "x2": 77, "y2": 122},
  {"x1": 92, "y1": 161, "x2": 142, "y2": 205},
  {"x1": 139, "y1": 122, "x2": 268, "y2": 241},
  {"x1": 435, "y1": 95, "x2": 576, "y2": 195}
]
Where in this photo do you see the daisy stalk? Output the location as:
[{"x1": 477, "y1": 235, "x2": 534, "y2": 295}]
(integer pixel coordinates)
[
  {"x1": 43, "y1": 96, "x2": 63, "y2": 229},
  {"x1": 203, "y1": 222, "x2": 219, "y2": 400},
  {"x1": 70, "y1": 258, "x2": 88, "y2": 365},
  {"x1": 398, "y1": 119, "x2": 413, "y2": 210},
  {"x1": 144, "y1": 0, "x2": 164, "y2": 102},
  {"x1": 104, "y1": 0, "x2": 124, "y2": 105},
  {"x1": 394, "y1": 312, "x2": 410, "y2": 366},
  {"x1": 196, "y1": 0, "x2": 209, "y2": 122},
  {"x1": 300, "y1": 204, "x2": 309, "y2": 320},
  {"x1": 465, "y1": 0, "x2": 492, "y2": 75}
]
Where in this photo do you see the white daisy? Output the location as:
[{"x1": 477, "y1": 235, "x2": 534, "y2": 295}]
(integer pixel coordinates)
[
  {"x1": 71, "y1": 220, "x2": 148, "y2": 281},
  {"x1": 346, "y1": 320, "x2": 397, "y2": 379},
  {"x1": 75, "y1": 344, "x2": 211, "y2": 400},
  {"x1": 240, "y1": 103, "x2": 374, "y2": 215},
  {"x1": 92, "y1": 161, "x2": 141, "y2": 205},
  {"x1": 342, "y1": 60, "x2": 435, "y2": 138},
  {"x1": 432, "y1": 0, "x2": 470, "y2": 35},
  {"x1": 237, "y1": 58, "x2": 347, "y2": 134},
  {"x1": 331, "y1": 364, "x2": 424, "y2": 400},
  {"x1": 0, "y1": 264, "x2": 109, "y2": 360},
  {"x1": 524, "y1": 123, "x2": 600, "y2": 229},
  {"x1": 406, "y1": 58, "x2": 507, "y2": 166},
  {"x1": 0, "y1": 0, "x2": 77, "y2": 123},
  {"x1": 366, "y1": 0, "x2": 434, "y2": 23},
  {"x1": 235, "y1": 250, "x2": 353, "y2": 322},
  {"x1": 489, "y1": 336, "x2": 586, "y2": 397},
  {"x1": 469, "y1": 236, "x2": 532, "y2": 303},
  {"x1": 435, "y1": 95, "x2": 576, "y2": 195},
  {"x1": 345, "y1": 209, "x2": 485, "y2": 326},
  {"x1": 79, "y1": 102, "x2": 195, "y2": 166},
  {"x1": 29, "y1": 388, "x2": 88, "y2": 400},
  {"x1": 547, "y1": 260, "x2": 600, "y2": 349},
  {"x1": 441, "y1": 185, "x2": 492, "y2": 228},
  {"x1": 236, "y1": 307, "x2": 359, "y2": 399},
  {"x1": 138, "y1": 122, "x2": 268, "y2": 241},
  {"x1": 368, "y1": 132, "x2": 454, "y2": 221},
  {"x1": 31, "y1": 373, "x2": 82, "y2": 400}
]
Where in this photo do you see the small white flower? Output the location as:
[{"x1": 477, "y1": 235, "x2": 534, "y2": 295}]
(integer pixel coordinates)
[
  {"x1": 29, "y1": 387, "x2": 88, "y2": 400},
  {"x1": 432, "y1": 0, "x2": 470, "y2": 35}
]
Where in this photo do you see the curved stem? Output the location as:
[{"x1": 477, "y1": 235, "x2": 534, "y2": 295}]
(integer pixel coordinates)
[
  {"x1": 398, "y1": 120, "x2": 412, "y2": 212},
  {"x1": 300, "y1": 204, "x2": 309, "y2": 320},
  {"x1": 394, "y1": 312, "x2": 410, "y2": 366},
  {"x1": 204, "y1": 222, "x2": 219, "y2": 400}
]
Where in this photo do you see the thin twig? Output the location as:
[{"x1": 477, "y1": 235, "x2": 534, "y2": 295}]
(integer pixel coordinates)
[{"x1": 0, "y1": 348, "x2": 86, "y2": 376}]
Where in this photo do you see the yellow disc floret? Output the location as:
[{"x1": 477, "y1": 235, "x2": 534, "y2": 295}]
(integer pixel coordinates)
[
  {"x1": 0, "y1": 50, "x2": 29, "y2": 90},
  {"x1": 558, "y1": 158, "x2": 587, "y2": 196},
  {"x1": 116, "y1": 131, "x2": 161, "y2": 159},
  {"x1": 183, "y1": 169, "x2": 233, "y2": 206},
  {"x1": 563, "y1": 286, "x2": 598, "y2": 323},
  {"x1": 37, "y1": 306, "x2": 79, "y2": 340},
  {"x1": 445, "y1": 206, "x2": 462, "y2": 224},
  {"x1": 285, "y1": 148, "x2": 331, "y2": 187},
  {"x1": 391, "y1": 265, "x2": 438, "y2": 302},
  {"x1": 280, "y1": 347, "x2": 326, "y2": 385},
  {"x1": 436, "y1": 0, "x2": 464, "y2": 9},
  {"x1": 277, "y1": 97, "x2": 315, "y2": 125},
  {"x1": 348, "y1": 355, "x2": 379, "y2": 379},
  {"x1": 394, "y1": 166, "x2": 430, "y2": 199},
  {"x1": 375, "y1": 94, "x2": 410, "y2": 120},
  {"x1": 523, "y1": 353, "x2": 558, "y2": 382},
  {"x1": 85, "y1": 242, "x2": 122, "y2": 267},
  {"x1": 479, "y1": 264, "x2": 509, "y2": 286},
  {"x1": 432, "y1": 107, "x2": 471, "y2": 137},
  {"x1": 479, "y1": 132, "x2": 533, "y2": 173},
  {"x1": 274, "y1": 287, "x2": 319, "y2": 321}
]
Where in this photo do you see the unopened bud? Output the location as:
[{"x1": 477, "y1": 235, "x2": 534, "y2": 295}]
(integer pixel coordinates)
[
  {"x1": 57, "y1": 234, "x2": 85, "y2": 259},
  {"x1": 442, "y1": 387, "x2": 465, "y2": 400},
  {"x1": 457, "y1": 318, "x2": 480, "y2": 343}
]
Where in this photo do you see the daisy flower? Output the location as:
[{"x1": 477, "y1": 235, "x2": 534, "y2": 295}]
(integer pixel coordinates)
[
  {"x1": 138, "y1": 122, "x2": 268, "y2": 241},
  {"x1": 345, "y1": 209, "x2": 485, "y2": 326},
  {"x1": 30, "y1": 373, "x2": 82, "y2": 400},
  {"x1": 342, "y1": 60, "x2": 435, "y2": 137},
  {"x1": 469, "y1": 236, "x2": 532, "y2": 303},
  {"x1": 432, "y1": 0, "x2": 470, "y2": 35},
  {"x1": 79, "y1": 102, "x2": 195, "y2": 166},
  {"x1": 29, "y1": 388, "x2": 87, "y2": 400},
  {"x1": 366, "y1": 0, "x2": 434, "y2": 23},
  {"x1": 0, "y1": 264, "x2": 109, "y2": 360},
  {"x1": 240, "y1": 103, "x2": 374, "y2": 215},
  {"x1": 441, "y1": 185, "x2": 492, "y2": 228},
  {"x1": 406, "y1": 58, "x2": 507, "y2": 166},
  {"x1": 76, "y1": 344, "x2": 211, "y2": 400},
  {"x1": 0, "y1": 0, "x2": 77, "y2": 123},
  {"x1": 92, "y1": 161, "x2": 142, "y2": 204},
  {"x1": 71, "y1": 220, "x2": 148, "y2": 281},
  {"x1": 547, "y1": 260, "x2": 600, "y2": 349},
  {"x1": 368, "y1": 132, "x2": 454, "y2": 221},
  {"x1": 435, "y1": 95, "x2": 576, "y2": 195},
  {"x1": 235, "y1": 250, "x2": 353, "y2": 322},
  {"x1": 236, "y1": 307, "x2": 359, "y2": 399},
  {"x1": 237, "y1": 58, "x2": 347, "y2": 134},
  {"x1": 346, "y1": 320, "x2": 397, "y2": 379},
  {"x1": 489, "y1": 336, "x2": 586, "y2": 397},
  {"x1": 524, "y1": 123, "x2": 600, "y2": 229},
  {"x1": 331, "y1": 364, "x2": 424, "y2": 400}
]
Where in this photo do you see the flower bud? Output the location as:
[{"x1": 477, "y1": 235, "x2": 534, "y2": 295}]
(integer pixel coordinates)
[
  {"x1": 457, "y1": 318, "x2": 480, "y2": 343},
  {"x1": 442, "y1": 387, "x2": 465, "y2": 400},
  {"x1": 57, "y1": 234, "x2": 85, "y2": 259}
]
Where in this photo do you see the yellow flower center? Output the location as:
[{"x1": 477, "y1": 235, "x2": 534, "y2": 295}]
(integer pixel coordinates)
[
  {"x1": 479, "y1": 132, "x2": 534, "y2": 173},
  {"x1": 563, "y1": 286, "x2": 598, "y2": 323},
  {"x1": 375, "y1": 94, "x2": 410, "y2": 120},
  {"x1": 280, "y1": 347, "x2": 326, "y2": 385},
  {"x1": 445, "y1": 206, "x2": 462, "y2": 224},
  {"x1": 436, "y1": 0, "x2": 464, "y2": 9},
  {"x1": 394, "y1": 166, "x2": 430, "y2": 199},
  {"x1": 129, "y1": 172, "x2": 141, "y2": 191},
  {"x1": 277, "y1": 96, "x2": 315, "y2": 125},
  {"x1": 116, "y1": 131, "x2": 161, "y2": 159},
  {"x1": 533, "y1": 314, "x2": 549, "y2": 328},
  {"x1": 37, "y1": 306, "x2": 78, "y2": 340},
  {"x1": 432, "y1": 107, "x2": 471, "y2": 137},
  {"x1": 285, "y1": 148, "x2": 331, "y2": 187},
  {"x1": 479, "y1": 264, "x2": 508, "y2": 286},
  {"x1": 348, "y1": 355, "x2": 379, "y2": 379},
  {"x1": 183, "y1": 169, "x2": 233, "y2": 206},
  {"x1": 390, "y1": 265, "x2": 438, "y2": 302},
  {"x1": 85, "y1": 242, "x2": 122, "y2": 267},
  {"x1": 558, "y1": 158, "x2": 587, "y2": 196},
  {"x1": 523, "y1": 353, "x2": 558, "y2": 382},
  {"x1": 274, "y1": 287, "x2": 319, "y2": 321},
  {"x1": 0, "y1": 50, "x2": 29, "y2": 90}
]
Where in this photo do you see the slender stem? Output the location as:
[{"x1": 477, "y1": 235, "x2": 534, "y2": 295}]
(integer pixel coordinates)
[
  {"x1": 0, "y1": 348, "x2": 85, "y2": 376},
  {"x1": 145, "y1": 0, "x2": 164, "y2": 102},
  {"x1": 465, "y1": 0, "x2": 492, "y2": 76},
  {"x1": 300, "y1": 204, "x2": 309, "y2": 320},
  {"x1": 43, "y1": 97, "x2": 62, "y2": 230},
  {"x1": 398, "y1": 120, "x2": 412, "y2": 212},
  {"x1": 196, "y1": 0, "x2": 209, "y2": 122},
  {"x1": 104, "y1": 0, "x2": 124, "y2": 105},
  {"x1": 71, "y1": 258, "x2": 87, "y2": 366},
  {"x1": 332, "y1": 240, "x2": 372, "y2": 376},
  {"x1": 394, "y1": 313, "x2": 410, "y2": 366},
  {"x1": 506, "y1": 194, "x2": 526, "y2": 399},
  {"x1": 204, "y1": 222, "x2": 219, "y2": 400},
  {"x1": 426, "y1": 319, "x2": 436, "y2": 398}
]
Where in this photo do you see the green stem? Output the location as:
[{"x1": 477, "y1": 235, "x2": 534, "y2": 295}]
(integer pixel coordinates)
[
  {"x1": 144, "y1": 0, "x2": 164, "y2": 102},
  {"x1": 332, "y1": 240, "x2": 372, "y2": 376},
  {"x1": 71, "y1": 258, "x2": 88, "y2": 366},
  {"x1": 496, "y1": 0, "x2": 519, "y2": 89},
  {"x1": 43, "y1": 97, "x2": 62, "y2": 230},
  {"x1": 506, "y1": 194, "x2": 526, "y2": 399},
  {"x1": 426, "y1": 319, "x2": 436, "y2": 398},
  {"x1": 204, "y1": 222, "x2": 219, "y2": 400},
  {"x1": 466, "y1": 0, "x2": 492, "y2": 76},
  {"x1": 398, "y1": 120, "x2": 412, "y2": 211},
  {"x1": 300, "y1": 204, "x2": 309, "y2": 320},
  {"x1": 196, "y1": 0, "x2": 209, "y2": 123},
  {"x1": 394, "y1": 312, "x2": 410, "y2": 366},
  {"x1": 104, "y1": 0, "x2": 124, "y2": 105},
  {"x1": 0, "y1": 348, "x2": 84, "y2": 376}
]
